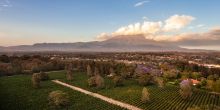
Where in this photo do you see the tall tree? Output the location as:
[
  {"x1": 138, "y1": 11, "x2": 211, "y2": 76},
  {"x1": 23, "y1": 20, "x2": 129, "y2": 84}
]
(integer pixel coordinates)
[
  {"x1": 87, "y1": 65, "x2": 93, "y2": 77},
  {"x1": 179, "y1": 79, "x2": 193, "y2": 99},
  {"x1": 141, "y1": 87, "x2": 150, "y2": 103}
]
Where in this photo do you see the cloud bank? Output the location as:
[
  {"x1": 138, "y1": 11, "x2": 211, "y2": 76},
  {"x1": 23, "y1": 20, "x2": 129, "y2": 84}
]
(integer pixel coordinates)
[
  {"x1": 96, "y1": 14, "x2": 220, "y2": 46},
  {"x1": 163, "y1": 15, "x2": 195, "y2": 31}
]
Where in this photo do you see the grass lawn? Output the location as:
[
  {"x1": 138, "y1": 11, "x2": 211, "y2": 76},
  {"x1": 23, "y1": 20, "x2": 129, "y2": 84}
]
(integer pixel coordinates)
[
  {"x1": 55, "y1": 71, "x2": 220, "y2": 110},
  {"x1": 0, "y1": 71, "x2": 125, "y2": 110}
]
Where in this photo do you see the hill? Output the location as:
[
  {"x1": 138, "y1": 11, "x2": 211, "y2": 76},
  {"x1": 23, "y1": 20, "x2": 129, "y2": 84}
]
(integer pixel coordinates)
[{"x1": 0, "y1": 35, "x2": 188, "y2": 52}]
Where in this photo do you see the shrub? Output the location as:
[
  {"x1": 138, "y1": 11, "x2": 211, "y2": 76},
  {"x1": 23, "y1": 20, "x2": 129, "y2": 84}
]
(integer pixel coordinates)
[
  {"x1": 141, "y1": 87, "x2": 150, "y2": 103},
  {"x1": 39, "y1": 71, "x2": 49, "y2": 81},
  {"x1": 113, "y1": 76, "x2": 124, "y2": 87},
  {"x1": 32, "y1": 73, "x2": 41, "y2": 88},
  {"x1": 88, "y1": 76, "x2": 96, "y2": 87},
  {"x1": 95, "y1": 75, "x2": 105, "y2": 89},
  {"x1": 48, "y1": 90, "x2": 70, "y2": 109},
  {"x1": 180, "y1": 79, "x2": 193, "y2": 99},
  {"x1": 138, "y1": 74, "x2": 151, "y2": 86}
]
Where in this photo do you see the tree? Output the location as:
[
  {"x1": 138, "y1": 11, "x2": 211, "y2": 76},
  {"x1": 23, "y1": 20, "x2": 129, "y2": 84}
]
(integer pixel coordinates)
[
  {"x1": 212, "y1": 80, "x2": 220, "y2": 93},
  {"x1": 11, "y1": 59, "x2": 22, "y2": 74},
  {"x1": 66, "y1": 70, "x2": 73, "y2": 81},
  {"x1": 94, "y1": 67, "x2": 99, "y2": 76},
  {"x1": 87, "y1": 65, "x2": 93, "y2": 77},
  {"x1": 187, "y1": 106, "x2": 202, "y2": 110},
  {"x1": 109, "y1": 67, "x2": 115, "y2": 74},
  {"x1": 48, "y1": 90, "x2": 70, "y2": 109},
  {"x1": 141, "y1": 87, "x2": 150, "y2": 103},
  {"x1": 0, "y1": 55, "x2": 10, "y2": 63},
  {"x1": 163, "y1": 69, "x2": 178, "y2": 80},
  {"x1": 113, "y1": 76, "x2": 124, "y2": 87},
  {"x1": 32, "y1": 73, "x2": 41, "y2": 88},
  {"x1": 39, "y1": 71, "x2": 49, "y2": 81},
  {"x1": 95, "y1": 75, "x2": 105, "y2": 89},
  {"x1": 179, "y1": 79, "x2": 193, "y2": 99},
  {"x1": 191, "y1": 72, "x2": 201, "y2": 79},
  {"x1": 66, "y1": 63, "x2": 74, "y2": 80},
  {"x1": 88, "y1": 76, "x2": 96, "y2": 87},
  {"x1": 155, "y1": 77, "x2": 164, "y2": 88},
  {"x1": 200, "y1": 77, "x2": 207, "y2": 86},
  {"x1": 88, "y1": 75, "x2": 105, "y2": 89},
  {"x1": 138, "y1": 74, "x2": 151, "y2": 86},
  {"x1": 206, "y1": 80, "x2": 214, "y2": 90}
]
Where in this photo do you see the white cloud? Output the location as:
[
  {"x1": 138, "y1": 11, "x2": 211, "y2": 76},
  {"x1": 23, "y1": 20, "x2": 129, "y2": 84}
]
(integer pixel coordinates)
[
  {"x1": 163, "y1": 15, "x2": 195, "y2": 31},
  {"x1": 112, "y1": 21, "x2": 162, "y2": 36},
  {"x1": 134, "y1": 1, "x2": 149, "y2": 7},
  {"x1": 96, "y1": 14, "x2": 217, "y2": 45},
  {"x1": 96, "y1": 33, "x2": 111, "y2": 41},
  {"x1": 153, "y1": 27, "x2": 220, "y2": 46},
  {"x1": 197, "y1": 24, "x2": 205, "y2": 28},
  {"x1": 142, "y1": 16, "x2": 148, "y2": 20},
  {"x1": 0, "y1": 0, "x2": 12, "y2": 10}
]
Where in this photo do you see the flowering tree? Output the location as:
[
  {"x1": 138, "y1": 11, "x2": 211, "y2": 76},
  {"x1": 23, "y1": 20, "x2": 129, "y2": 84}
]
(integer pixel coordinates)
[{"x1": 180, "y1": 79, "x2": 193, "y2": 99}]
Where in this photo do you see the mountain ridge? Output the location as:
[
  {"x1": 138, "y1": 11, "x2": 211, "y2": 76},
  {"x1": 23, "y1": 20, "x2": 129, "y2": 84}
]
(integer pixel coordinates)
[{"x1": 0, "y1": 35, "x2": 209, "y2": 52}]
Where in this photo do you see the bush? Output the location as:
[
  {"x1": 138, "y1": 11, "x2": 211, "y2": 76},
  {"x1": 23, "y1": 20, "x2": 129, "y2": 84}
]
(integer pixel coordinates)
[
  {"x1": 32, "y1": 73, "x2": 41, "y2": 88},
  {"x1": 113, "y1": 76, "x2": 124, "y2": 87},
  {"x1": 48, "y1": 90, "x2": 70, "y2": 109},
  {"x1": 39, "y1": 71, "x2": 49, "y2": 81},
  {"x1": 141, "y1": 87, "x2": 150, "y2": 103},
  {"x1": 95, "y1": 75, "x2": 105, "y2": 89},
  {"x1": 88, "y1": 76, "x2": 96, "y2": 87},
  {"x1": 138, "y1": 74, "x2": 151, "y2": 86}
]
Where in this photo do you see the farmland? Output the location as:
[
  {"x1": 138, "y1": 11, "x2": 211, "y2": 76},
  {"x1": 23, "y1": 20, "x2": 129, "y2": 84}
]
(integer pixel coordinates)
[
  {"x1": 0, "y1": 71, "x2": 125, "y2": 110},
  {"x1": 1, "y1": 70, "x2": 219, "y2": 110},
  {"x1": 1, "y1": 52, "x2": 220, "y2": 110},
  {"x1": 57, "y1": 71, "x2": 220, "y2": 110}
]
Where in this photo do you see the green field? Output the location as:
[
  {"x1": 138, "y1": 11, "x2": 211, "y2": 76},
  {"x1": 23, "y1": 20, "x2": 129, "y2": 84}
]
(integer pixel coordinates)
[
  {"x1": 0, "y1": 71, "x2": 125, "y2": 110},
  {"x1": 1, "y1": 71, "x2": 220, "y2": 110},
  {"x1": 57, "y1": 71, "x2": 220, "y2": 110}
]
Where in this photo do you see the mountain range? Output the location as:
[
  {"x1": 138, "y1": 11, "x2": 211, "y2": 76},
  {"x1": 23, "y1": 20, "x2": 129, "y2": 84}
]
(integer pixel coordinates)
[{"x1": 0, "y1": 35, "x2": 201, "y2": 52}]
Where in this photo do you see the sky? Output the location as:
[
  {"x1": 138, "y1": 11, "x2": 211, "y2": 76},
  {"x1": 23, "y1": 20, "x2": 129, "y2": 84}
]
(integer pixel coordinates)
[{"x1": 0, "y1": 0, "x2": 220, "y2": 50}]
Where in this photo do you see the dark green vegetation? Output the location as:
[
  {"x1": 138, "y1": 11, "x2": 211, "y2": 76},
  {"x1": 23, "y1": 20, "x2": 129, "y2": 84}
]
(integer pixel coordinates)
[
  {"x1": 0, "y1": 71, "x2": 125, "y2": 110},
  {"x1": 1, "y1": 70, "x2": 220, "y2": 110},
  {"x1": 59, "y1": 71, "x2": 220, "y2": 110}
]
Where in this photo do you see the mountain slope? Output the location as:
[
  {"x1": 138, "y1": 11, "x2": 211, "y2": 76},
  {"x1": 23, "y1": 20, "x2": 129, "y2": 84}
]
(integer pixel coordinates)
[{"x1": 0, "y1": 35, "x2": 185, "y2": 52}]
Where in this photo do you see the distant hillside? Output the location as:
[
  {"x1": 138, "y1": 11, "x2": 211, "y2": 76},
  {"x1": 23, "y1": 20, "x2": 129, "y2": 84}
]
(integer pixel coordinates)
[{"x1": 0, "y1": 35, "x2": 196, "y2": 52}]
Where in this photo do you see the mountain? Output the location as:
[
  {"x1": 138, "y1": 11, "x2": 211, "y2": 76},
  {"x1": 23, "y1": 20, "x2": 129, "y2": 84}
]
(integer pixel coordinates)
[{"x1": 0, "y1": 35, "x2": 186, "y2": 52}]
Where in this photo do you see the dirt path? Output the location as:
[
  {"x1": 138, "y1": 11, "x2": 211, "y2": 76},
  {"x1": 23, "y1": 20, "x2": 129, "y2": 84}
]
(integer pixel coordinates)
[{"x1": 52, "y1": 80, "x2": 143, "y2": 110}]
